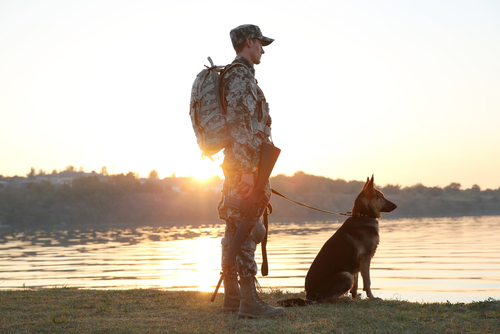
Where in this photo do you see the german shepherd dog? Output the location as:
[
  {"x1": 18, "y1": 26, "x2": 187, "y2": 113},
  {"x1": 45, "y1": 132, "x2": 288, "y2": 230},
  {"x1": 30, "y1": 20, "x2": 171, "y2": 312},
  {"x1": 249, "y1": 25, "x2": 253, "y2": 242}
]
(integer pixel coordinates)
[{"x1": 278, "y1": 175, "x2": 397, "y2": 306}]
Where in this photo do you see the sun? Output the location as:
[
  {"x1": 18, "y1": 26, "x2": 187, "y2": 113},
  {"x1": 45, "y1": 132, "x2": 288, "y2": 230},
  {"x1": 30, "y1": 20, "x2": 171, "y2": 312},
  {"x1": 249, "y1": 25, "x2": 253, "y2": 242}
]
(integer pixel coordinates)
[
  {"x1": 172, "y1": 148, "x2": 224, "y2": 181},
  {"x1": 190, "y1": 158, "x2": 223, "y2": 181}
]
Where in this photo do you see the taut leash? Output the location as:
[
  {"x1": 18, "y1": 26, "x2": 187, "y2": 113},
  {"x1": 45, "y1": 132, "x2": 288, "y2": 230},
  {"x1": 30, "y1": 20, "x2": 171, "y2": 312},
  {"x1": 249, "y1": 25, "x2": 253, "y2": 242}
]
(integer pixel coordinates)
[{"x1": 271, "y1": 188, "x2": 354, "y2": 217}]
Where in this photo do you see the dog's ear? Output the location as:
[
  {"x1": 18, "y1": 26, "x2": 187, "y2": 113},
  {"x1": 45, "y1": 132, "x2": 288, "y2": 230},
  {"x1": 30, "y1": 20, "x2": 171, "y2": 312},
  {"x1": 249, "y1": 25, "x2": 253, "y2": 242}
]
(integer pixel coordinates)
[
  {"x1": 364, "y1": 175, "x2": 375, "y2": 194},
  {"x1": 362, "y1": 177, "x2": 370, "y2": 190}
]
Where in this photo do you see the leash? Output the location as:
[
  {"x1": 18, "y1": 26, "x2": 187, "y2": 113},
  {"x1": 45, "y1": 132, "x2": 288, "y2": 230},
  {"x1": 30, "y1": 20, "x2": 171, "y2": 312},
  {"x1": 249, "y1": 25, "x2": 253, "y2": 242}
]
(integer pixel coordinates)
[{"x1": 271, "y1": 188, "x2": 354, "y2": 217}]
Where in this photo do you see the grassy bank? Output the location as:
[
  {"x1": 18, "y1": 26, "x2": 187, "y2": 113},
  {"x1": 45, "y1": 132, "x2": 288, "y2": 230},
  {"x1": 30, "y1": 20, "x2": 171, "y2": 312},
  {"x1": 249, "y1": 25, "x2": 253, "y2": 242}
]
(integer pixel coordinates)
[{"x1": 1, "y1": 288, "x2": 498, "y2": 333}]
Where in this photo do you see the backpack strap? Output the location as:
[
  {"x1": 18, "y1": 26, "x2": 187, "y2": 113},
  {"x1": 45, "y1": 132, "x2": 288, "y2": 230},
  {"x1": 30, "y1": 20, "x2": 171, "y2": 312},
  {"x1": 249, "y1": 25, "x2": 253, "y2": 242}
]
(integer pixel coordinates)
[
  {"x1": 219, "y1": 63, "x2": 246, "y2": 115},
  {"x1": 252, "y1": 120, "x2": 272, "y2": 137},
  {"x1": 199, "y1": 108, "x2": 222, "y2": 130},
  {"x1": 221, "y1": 63, "x2": 272, "y2": 138},
  {"x1": 220, "y1": 62, "x2": 246, "y2": 78}
]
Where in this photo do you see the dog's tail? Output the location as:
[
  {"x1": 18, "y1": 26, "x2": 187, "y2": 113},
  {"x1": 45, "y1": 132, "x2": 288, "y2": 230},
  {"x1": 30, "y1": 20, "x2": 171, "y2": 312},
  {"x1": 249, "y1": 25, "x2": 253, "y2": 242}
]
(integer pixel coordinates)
[{"x1": 277, "y1": 298, "x2": 315, "y2": 307}]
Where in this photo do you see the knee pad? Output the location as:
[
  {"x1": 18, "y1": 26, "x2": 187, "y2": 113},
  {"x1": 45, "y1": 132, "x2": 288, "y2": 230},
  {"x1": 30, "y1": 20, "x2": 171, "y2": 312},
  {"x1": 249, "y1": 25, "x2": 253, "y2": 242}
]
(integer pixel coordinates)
[{"x1": 250, "y1": 220, "x2": 266, "y2": 244}]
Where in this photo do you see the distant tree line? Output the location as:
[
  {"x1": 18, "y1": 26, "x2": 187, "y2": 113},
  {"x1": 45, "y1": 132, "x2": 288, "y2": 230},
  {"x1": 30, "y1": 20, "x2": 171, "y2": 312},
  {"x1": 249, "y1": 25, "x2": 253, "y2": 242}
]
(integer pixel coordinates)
[
  {"x1": 24, "y1": 165, "x2": 91, "y2": 179},
  {"x1": 270, "y1": 172, "x2": 500, "y2": 220},
  {"x1": 0, "y1": 171, "x2": 499, "y2": 227}
]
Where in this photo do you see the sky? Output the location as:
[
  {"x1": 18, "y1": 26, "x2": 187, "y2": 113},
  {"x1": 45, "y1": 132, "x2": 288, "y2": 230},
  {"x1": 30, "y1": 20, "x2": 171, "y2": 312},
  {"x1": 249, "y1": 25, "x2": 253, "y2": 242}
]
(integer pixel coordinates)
[{"x1": 1, "y1": 0, "x2": 499, "y2": 189}]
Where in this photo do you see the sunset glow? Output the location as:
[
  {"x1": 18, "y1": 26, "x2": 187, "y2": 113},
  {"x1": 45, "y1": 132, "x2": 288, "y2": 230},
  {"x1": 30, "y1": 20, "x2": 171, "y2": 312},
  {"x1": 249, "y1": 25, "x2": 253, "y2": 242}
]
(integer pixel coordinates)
[
  {"x1": 158, "y1": 237, "x2": 221, "y2": 292},
  {"x1": 191, "y1": 237, "x2": 221, "y2": 292},
  {"x1": 188, "y1": 157, "x2": 224, "y2": 182},
  {"x1": 1, "y1": 1, "x2": 499, "y2": 189}
]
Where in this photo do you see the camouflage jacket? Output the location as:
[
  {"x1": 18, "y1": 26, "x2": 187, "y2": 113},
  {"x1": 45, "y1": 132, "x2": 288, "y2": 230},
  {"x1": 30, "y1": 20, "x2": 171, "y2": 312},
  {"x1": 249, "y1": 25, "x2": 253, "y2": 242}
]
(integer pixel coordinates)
[{"x1": 221, "y1": 55, "x2": 272, "y2": 174}]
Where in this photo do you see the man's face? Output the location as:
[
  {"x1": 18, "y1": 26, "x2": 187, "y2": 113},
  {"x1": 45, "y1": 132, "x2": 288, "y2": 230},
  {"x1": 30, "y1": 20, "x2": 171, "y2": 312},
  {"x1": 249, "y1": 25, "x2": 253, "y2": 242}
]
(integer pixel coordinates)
[{"x1": 248, "y1": 38, "x2": 265, "y2": 65}]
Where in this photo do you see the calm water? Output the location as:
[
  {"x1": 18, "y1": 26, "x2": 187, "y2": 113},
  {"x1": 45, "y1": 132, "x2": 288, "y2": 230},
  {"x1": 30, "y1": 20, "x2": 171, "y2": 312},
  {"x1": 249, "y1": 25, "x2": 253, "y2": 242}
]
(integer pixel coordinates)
[{"x1": 1, "y1": 216, "x2": 499, "y2": 303}]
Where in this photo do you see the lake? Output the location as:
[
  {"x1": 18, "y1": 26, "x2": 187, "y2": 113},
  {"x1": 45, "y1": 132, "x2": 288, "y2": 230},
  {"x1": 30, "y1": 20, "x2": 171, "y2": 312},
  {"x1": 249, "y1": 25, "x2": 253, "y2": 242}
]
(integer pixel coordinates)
[{"x1": 1, "y1": 216, "x2": 499, "y2": 303}]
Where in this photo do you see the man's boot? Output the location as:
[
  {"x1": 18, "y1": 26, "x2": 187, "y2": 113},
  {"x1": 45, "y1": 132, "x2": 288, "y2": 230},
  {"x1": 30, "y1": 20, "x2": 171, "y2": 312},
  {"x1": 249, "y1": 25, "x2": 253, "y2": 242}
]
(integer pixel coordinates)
[
  {"x1": 222, "y1": 275, "x2": 240, "y2": 312},
  {"x1": 238, "y1": 276, "x2": 286, "y2": 319}
]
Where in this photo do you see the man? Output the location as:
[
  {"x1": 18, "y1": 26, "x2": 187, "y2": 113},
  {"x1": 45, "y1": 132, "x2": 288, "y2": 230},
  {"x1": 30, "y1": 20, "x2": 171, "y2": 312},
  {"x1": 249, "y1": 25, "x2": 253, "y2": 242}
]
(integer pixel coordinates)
[{"x1": 217, "y1": 24, "x2": 285, "y2": 318}]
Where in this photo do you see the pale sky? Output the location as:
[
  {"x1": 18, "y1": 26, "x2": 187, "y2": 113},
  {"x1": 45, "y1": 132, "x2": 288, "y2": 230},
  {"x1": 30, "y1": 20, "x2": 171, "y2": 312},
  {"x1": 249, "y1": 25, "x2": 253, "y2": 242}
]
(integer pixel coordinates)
[{"x1": 1, "y1": 0, "x2": 499, "y2": 189}]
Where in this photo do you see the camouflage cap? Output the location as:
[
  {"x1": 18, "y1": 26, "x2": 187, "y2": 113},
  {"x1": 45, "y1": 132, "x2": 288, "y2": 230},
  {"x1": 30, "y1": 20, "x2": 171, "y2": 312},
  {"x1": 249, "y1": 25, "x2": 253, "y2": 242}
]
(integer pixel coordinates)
[{"x1": 230, "y1": 24, "x2": 274, "y2": 47}]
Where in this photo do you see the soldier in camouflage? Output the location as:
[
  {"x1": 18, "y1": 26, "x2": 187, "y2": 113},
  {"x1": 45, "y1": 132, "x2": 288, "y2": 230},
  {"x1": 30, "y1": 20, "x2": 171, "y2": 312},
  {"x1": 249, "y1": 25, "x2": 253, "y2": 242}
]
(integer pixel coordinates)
[{"x1": 217, "y1": 24, "x2": 285, "y2": 318}]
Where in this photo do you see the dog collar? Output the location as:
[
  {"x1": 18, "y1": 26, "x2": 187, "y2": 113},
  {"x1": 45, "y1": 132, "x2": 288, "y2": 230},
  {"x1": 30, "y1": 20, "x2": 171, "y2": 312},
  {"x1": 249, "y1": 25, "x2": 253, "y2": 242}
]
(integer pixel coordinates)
[{"x1": 348, "y1": 212, "x2": 371, "y2": 218}]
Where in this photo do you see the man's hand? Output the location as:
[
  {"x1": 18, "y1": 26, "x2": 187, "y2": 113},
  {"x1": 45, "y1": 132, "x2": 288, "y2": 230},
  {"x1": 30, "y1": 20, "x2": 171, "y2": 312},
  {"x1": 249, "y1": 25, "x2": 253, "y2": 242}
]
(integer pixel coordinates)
[{"x1": 239, "y1": 172, "x2": 255, "y2": 199}]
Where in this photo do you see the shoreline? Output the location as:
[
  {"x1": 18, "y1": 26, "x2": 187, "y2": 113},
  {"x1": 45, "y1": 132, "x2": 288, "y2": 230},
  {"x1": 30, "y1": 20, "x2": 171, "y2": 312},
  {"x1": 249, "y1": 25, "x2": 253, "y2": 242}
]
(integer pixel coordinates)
[{"x1": 1, "y1": 289, "x2": 498, "y2": 333}]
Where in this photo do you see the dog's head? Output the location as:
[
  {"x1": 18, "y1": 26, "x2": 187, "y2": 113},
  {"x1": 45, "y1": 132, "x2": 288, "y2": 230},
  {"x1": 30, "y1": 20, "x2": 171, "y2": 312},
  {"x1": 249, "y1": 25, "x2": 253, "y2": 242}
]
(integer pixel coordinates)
[{"x1": 352, "y1": 175, "x2": 397, "y2": 219}]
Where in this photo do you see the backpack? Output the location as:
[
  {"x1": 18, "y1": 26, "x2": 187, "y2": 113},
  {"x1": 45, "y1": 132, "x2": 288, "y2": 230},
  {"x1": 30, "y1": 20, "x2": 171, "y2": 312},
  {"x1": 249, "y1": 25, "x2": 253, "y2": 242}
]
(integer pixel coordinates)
[{"x1": 189, "y1": 57, "x2": 242, "y2": 160}]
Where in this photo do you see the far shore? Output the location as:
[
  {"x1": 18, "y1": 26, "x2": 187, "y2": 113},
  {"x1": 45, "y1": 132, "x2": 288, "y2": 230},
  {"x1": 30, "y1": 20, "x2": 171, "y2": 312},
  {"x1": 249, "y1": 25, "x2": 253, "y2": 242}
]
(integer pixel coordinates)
[{"x1": 1, "y1": 213, "x2": 499, "y2": 231}]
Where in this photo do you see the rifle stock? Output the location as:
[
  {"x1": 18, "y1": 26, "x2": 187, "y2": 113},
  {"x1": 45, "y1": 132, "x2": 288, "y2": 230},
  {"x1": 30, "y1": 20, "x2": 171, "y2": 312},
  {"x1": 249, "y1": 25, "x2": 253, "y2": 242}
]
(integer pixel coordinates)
[
  {"x1": 239, "y1": 142, "x2": 281, "y2": 216},
  {"x1": 256, "y1": 142, "x2": 281, "y2": 191}
]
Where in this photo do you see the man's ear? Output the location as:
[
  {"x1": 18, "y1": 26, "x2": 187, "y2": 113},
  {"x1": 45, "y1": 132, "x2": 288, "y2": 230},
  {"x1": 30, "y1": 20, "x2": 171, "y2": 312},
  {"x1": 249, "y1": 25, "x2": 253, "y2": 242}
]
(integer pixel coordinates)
[{"x1": 245, "y1": 38, "x2": 253, "y2": 48}]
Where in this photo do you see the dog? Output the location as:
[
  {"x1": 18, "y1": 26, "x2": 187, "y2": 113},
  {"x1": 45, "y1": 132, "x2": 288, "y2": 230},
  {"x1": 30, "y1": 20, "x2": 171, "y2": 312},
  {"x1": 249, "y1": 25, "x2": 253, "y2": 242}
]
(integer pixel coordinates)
[{"x1": 278, "y1": 175, "x2": 397, "y2": 306}]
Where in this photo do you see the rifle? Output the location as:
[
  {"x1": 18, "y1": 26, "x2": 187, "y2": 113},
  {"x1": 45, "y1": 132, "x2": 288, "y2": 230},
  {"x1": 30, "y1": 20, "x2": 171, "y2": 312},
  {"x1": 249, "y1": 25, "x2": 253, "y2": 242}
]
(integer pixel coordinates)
[{"x1": 210, "y1": 142, "x2": 281, "y2": 302}]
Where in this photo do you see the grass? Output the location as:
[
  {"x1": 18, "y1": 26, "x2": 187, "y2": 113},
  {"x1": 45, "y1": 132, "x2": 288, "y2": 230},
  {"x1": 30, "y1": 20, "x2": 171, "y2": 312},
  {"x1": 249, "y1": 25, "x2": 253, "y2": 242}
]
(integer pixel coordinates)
[{"x1": 0, "y1": 287, "x2": 498, "y2": 333}]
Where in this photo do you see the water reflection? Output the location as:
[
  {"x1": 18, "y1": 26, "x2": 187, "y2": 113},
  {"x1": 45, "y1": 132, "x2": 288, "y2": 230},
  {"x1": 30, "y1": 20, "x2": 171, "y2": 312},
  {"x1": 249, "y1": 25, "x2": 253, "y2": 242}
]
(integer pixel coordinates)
[{"x1": 0, "y1": 216, "x2": 499, "y2": 303}]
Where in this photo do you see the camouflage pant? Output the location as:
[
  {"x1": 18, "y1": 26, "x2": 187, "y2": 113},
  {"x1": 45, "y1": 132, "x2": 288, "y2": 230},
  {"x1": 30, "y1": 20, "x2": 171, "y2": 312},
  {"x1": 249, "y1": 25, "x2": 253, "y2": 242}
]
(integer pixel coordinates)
[{"x1": 218, "y1": 170, "x2": 271, "y2": 278}]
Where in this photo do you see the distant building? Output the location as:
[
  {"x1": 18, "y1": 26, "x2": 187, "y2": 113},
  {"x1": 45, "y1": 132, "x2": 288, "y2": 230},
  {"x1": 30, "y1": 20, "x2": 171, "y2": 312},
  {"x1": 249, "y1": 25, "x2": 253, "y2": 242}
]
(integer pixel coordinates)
[
  {"x1": 0, "y1": 176, "x2": 30, "y2": 189},
  {"x1": 0, "y1": 172, "x2": 108, "y2": 188}
]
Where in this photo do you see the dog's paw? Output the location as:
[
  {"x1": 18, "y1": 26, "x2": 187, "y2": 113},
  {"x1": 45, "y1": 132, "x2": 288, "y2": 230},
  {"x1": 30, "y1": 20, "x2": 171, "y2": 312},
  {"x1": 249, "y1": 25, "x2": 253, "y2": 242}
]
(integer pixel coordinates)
[{"x1": 350, "y1": 293, "x2": 362, "y2": 300}]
